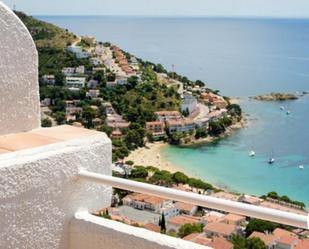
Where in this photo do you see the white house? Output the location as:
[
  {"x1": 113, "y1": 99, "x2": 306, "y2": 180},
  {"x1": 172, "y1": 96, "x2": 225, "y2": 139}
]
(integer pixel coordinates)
[
  {"x1": 87, "y1": 79, "x2": 99, "y2": 89},
  {"x1": 160, "y1": 203, "x2": 180, "y2": 220},
  {"x1": 62, "y1": 67, "x2": 76, "y2": 76},
  {"x1": 90, "y1": 57, "x2": 101, "y2": 66},
  {"x1": 66, "y1": 77, "x2": 86, "y2": 90},
  {"x1": 87, "y1": 90, "x2": 100, "y2": 98},
  {"x1": 181, "y1": 95, "x2": 198, "y2": 115},
  {"x1": 42, "y1": 74, "x2": 55, "y2": 85},
  {"x1": 75, "y1": 65, "x2": 85, "y2": 74},
  {"x1": 67, "y1": 45, "x2": 91, "y2": 59}
]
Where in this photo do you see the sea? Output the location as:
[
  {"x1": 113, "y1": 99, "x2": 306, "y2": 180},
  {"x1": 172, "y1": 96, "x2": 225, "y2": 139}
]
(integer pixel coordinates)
[{"x1": 38, "y1": 16, "x2": 309, "y2": 206}]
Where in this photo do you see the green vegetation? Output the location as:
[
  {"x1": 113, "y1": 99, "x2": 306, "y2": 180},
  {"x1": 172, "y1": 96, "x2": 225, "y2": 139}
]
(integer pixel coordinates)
[
  {"x1": 17, "y1": 11, "x2": 242, "y2": 162},
  {"x1": 41, "y1": 118, "x2": 52, "y2": 127},
  {"x1": 208, "y1": 116, "x2": 232, "y2": 136},
  {"x1": 125, "y1": 165, "x2": 215, "y2": 191},
  {"x1": 178, "y1": 223, "x2": 204, "y2": 238},
  {"x1": 254, "y1": 93, "x2": 298, "y2": 101},
  {"x1": 15, "y1": 11, "x2": 76, "y2": 49},
  {"x1": 172, "y1": 172, "x2": 189, "y2": 184},
  {"x1": 101, "y1": 82, "x2": 180, "y2": 127},
  {"x1": 261, "y1": 191, "x2": 306, "y2": 209},
  {"x1": 232, "y1": 235, "x2": 267, "y2": 249},
  {"x1": 159, "y1": 213, "x2": 166, "y2": 233},
  {"x1": 245, "y1": 219, "x2": 278, "y2": 237}
]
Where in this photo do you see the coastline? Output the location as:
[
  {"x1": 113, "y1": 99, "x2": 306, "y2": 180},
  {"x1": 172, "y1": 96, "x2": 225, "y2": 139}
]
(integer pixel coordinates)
[
  {"x1": 124, "y1": 112, "x2": 261, "y2": 197},
  {"x1": 125, "y1": 115, "x2": 247, "y2": 173},
  {"x1": 179, "y1": 116, "x2": 247, "y2": 148},
  {"x1": 124, "y1": 142, "x2": 180, "y2": 173}
]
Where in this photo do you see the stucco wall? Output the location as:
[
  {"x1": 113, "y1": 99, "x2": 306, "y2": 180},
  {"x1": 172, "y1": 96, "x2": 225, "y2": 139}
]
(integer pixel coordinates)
[
  {"x1": 70, "y1": 211, "x2": 211, "y2": 249},
  {"x1": 0, "y1": 2, "x2": 40, "y2": 135},
  {"x1": 0, "y1": 133, "x2": 112, "y2": 249}
]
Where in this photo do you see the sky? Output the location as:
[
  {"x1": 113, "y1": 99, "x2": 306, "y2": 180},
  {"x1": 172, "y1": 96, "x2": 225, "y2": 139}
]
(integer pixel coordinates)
[{"x1": 2, "y1": 0, "x2": 309, "y2": 18}]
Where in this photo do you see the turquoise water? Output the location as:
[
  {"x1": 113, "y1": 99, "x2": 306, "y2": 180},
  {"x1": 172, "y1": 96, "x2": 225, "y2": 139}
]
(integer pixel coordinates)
[
  {"x1": 38, "y1": 16, "x2": 309, "y2": 205},
  {"x1": 162, "y1": 97, "x2": 309, "y2": 205}
]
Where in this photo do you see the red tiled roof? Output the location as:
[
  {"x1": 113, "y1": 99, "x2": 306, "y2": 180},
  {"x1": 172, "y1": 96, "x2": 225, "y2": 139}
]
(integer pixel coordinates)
[
  {"x1": 273, "y1": 228, "x2": 296, "y2": 239},
  {"x1": 204, "y1": 222, "x2": 237, "y2": 237},
  {"x1": 144, "y1": 223, "x2": 161, "y2": 233},
  {"x1": 168, "y1": 215, "x2": 200, "y2": 226},
  {"x1": 224, "y1": 213, "x2": 246, "y2": 222},
  {"x1": 295, "y1": 239, "x2": 309, "y2": 249},
  {"x1": 183, "y1": 233, "x2": 211, "y2": 246},
  {"x1": 175, "y1": 202, "x2": 197, "y2": 212},
  {"x1": 207, "y1": 237, "x2": 233, "y2": 249},
  {"x1": 249, "y1": 231, "x2": 276, "y2": 246}
]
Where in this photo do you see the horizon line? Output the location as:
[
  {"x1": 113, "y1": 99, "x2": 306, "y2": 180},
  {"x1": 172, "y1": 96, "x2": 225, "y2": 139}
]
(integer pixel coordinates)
[{"x1": 32, "y1": 14, "x2": 309, "y2": 20}]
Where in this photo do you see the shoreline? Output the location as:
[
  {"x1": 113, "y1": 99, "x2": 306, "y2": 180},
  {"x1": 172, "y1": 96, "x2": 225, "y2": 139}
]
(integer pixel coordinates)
[
  {"x1": 179, "y1": 116, "x2": 247, "y2": 148},
  {"x1": 125, "y1": 116, "x2": 246, "y2": 172},
  {"x1": 124, "y1": 142, "x2": 179, "y2": 173}
]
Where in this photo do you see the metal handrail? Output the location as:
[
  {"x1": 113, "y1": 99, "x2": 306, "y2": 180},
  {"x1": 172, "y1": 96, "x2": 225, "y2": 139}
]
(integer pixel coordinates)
[{"x1": 78, "y1": 169, "x2": 309, "y2": 229}]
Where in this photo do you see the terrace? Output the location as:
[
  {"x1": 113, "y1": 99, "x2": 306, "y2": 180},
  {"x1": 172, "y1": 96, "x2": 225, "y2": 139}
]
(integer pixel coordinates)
[{"x1": 0, "y1": 3, "x2": 308, "y2": 249}]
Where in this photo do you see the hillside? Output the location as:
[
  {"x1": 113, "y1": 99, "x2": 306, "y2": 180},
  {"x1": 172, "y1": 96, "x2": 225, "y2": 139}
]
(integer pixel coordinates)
[
  {"x1": 15, "y1": 11, "x2": 90, "y2": 76},
  {"x1": 15, "y1": 11, "x2": 242, "y2": 161},
  {"x1": 15, "y1": 11, "x2": 76, "y2": 49}
]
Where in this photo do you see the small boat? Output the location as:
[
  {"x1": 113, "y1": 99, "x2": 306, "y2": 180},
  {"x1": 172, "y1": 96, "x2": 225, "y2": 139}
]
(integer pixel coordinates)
[
  {"x1": 299, "y1": 165, "x2": 304, "y2": 169},
  {"x1": 286, "y1": 111, "x2": 291, "y2": 115},
  {"x1": 280, "y1": 106, "x2": 285, "y2": 110},
  {"x1": 249, "y1": 151, "x2": 256, "y2": 157},
  {"x1": 268, "y1": 158, "x2": 275, "y2": 164}
]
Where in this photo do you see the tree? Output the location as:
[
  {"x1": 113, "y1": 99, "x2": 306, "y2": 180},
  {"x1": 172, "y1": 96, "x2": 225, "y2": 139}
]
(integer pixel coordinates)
[
  {"x1": 195, "y1": 127, "x2": 207, "y2": 139},
  {"x1": 150, "y1": 170, "x2": 173, "y2": 186},
  {"x1": 172, "y1": 172, "x2": 189, "y2": 184},
  {"x1": 231, "y1": 235, "x2": 247, "y2": 249},
  {"x1": 182, "y1": 108, "x2": 190, "y2": 117},
  {"x1": 130, "y1": 166, "x2": 148, "y2": 179},
  {"x1": 188, "y1": 178, "x2": 213, "y2": 191},
  {"x1": 232, "y1": 235, "x2": 267, "y2": 249},
  {"x1": 126, "y1": 76, "x2": 139, "y2": 90},
  {"x1": 208, "y1": 120, "x2": 225, "y2": 136},
  {"x1": 107, "y1": 73, "x2": 116, "y2": 82},
  {"x1": 55, "y1": 72, "x2": 65, "y2": 86},
  {"x1": 54, "y1": 111, "x2": 66, "y2": 124},
  {"x1": 93, "y1": 71, "x2": 105, "y2": 83},
  {"x1": 159, "y1": 213, "x2": 166, "y2": 233},
  {"x1": 246, "y1": 219, "x2": 278, "y2": 237},
  {"x1": 227, "y1": 104, "x2": 242, "y2": 117},
  {"x1": 178, "y1": 223, "x2": 204, "y2": 238},
  {"x1": 82, "y1": 106, "x2": 96, "y2": 128},
  {"x1": 98, "y1": 125, "x2": 112, "y2": 136},
  {"x1": 169, "y1": 132, "x2": 183, "y2": 145},
  {"x1": 195, "y1": 80, "x2": 205, "y2": 87},
  {"x1": 125, "y1": 160, "x2": 134, "y2": 166},
  {"x1": 41, "y1": 118, "x2": 52, "y2": 127},
  {"x1": 247, "y1": 238, "x2": 267, "y2": 249}
]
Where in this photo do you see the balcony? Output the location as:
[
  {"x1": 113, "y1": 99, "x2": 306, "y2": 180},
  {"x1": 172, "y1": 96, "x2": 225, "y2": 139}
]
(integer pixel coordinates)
[{"x1": 0, "y1": 3, "x2": 308, "y2": 249}]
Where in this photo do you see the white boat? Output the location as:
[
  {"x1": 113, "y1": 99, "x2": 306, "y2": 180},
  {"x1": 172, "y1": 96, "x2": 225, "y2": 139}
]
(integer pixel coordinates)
[
  {"x1": 286, "y1": 111, "x2": 291, "y2": 115},
  {"x1": 268, "y1": 158, "x2": 275, "y2": 164},
  {"x1": 249, "y1": 151, "x2": 255, "y2": 157},
  {"x1": 299, "y1": 165, "x2": 304, "y2": 169},
  {"x1": 280, "y1": 106, "x2": 285, "y2": 110}
]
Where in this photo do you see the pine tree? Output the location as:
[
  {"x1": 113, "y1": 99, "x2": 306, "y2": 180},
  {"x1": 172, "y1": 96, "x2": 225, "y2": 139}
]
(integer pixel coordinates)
[{"x1": 159, "y1": 213, "x2": 166, "y2": 233}]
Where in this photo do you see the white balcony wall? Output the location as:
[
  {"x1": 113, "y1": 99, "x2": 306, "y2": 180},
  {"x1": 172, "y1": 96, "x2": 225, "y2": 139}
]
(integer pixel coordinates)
[
  {"x1": 0, "y1": 134, "x2": 112, "y2": 249},
  {"x1": 0, "y1": 2, "x2": 40, "y2": 135},
  {"x1": 70, "y1": 211, "x2": 210, "y2": 249}
]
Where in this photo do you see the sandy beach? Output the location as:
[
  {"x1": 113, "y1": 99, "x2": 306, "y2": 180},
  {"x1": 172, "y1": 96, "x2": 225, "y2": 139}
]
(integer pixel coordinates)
[
  {"x1": 124, "y1": 117, "x2": 247, "y2": 171},
  {"x1": 124, "y1": 142, "x2": 180, "y2": 173}
]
